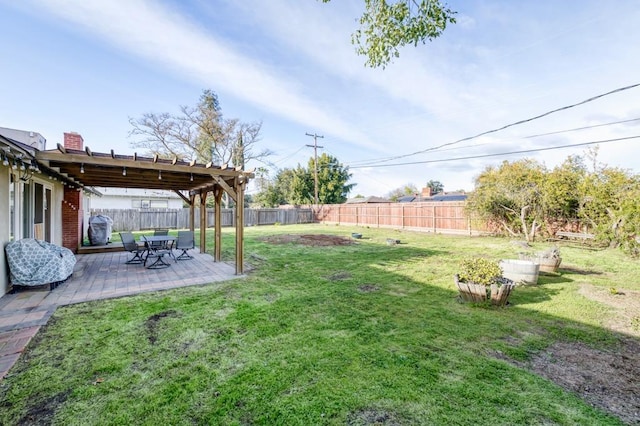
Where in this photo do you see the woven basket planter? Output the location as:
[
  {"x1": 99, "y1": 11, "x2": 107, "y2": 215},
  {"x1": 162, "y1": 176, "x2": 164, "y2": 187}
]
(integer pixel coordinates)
[{"x1": 454, "y1": 275, "x2": 515, "y2": 306}]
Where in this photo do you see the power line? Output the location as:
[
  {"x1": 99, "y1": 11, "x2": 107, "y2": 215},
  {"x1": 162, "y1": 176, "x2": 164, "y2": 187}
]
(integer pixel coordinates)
[
  {"x1": 523, "y1": 117, "x2": 640, "y2": 139},
  {"x1": 271, "y1": 145, "x2": 307, "y2": 165},
  {"x1": 348, "y1": 82, "x2": 640, "y2": 168},
  {"x1": 349, "y1": 135, "x2": 640, "y2": 169},
  {"x1": 347, "y1": 116, "x2": 640, "y2": 167}
]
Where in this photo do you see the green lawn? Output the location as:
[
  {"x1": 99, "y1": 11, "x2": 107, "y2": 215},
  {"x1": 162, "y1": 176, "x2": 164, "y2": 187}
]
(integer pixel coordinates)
[{"x1": 2, "y1": 224, "x2": 638, "y2": 425}]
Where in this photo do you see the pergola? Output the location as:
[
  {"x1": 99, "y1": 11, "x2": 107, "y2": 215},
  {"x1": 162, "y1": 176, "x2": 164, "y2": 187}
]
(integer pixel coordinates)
[{"x1": 35, "y1": 143, "x2": 254, "y2": 274}]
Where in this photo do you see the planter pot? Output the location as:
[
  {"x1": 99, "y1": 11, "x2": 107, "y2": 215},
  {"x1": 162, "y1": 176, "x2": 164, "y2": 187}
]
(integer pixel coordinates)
[
  {"x1": 519, "y1": 253, "x2": 562, "y2": 274},
  {"x1": 490, "y1": 281, "x2": 515, "y2": 307},
  {"x1": 454, "y1": 275, "x2": 515, "y2": 306},
  {"x1": 536, "y1": 257, "x2": 562, "y2": 273},
  {"x1": 454, "y1": 275, "x2": 488, "y2": 302},
  {"x1": 500, "y1": 259, "x2": 539, "y2": 285}
]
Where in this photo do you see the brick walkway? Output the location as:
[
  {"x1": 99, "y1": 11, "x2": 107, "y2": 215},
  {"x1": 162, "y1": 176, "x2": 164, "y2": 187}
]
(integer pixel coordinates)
[{"x1": 0, "y1": 250, "x2": 242, "y2": 380}]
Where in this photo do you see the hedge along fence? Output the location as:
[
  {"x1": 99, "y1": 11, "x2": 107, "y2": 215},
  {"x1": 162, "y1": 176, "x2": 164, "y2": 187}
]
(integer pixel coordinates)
[
  {"x1": 91, "y1": 208, "x2": 315, "y2": 232},
  {"x1": 315, "y1": 202, "x2": 489, "y2": 235}
]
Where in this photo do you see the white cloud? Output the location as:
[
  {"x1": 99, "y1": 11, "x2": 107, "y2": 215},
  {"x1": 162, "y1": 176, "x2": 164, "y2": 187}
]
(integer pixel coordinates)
[{"x1": 33, "y1": 0, "x2": 379, "y2": 151}]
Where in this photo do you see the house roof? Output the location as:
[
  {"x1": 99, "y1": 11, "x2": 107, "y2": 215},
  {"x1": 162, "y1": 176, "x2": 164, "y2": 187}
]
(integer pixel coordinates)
[
  {"x1": 0, "y1": 134, "x2": 101, "y2": 195},
  {"x1": 430, "y1": 194, "x2": 468, "y2": 201},
  {"x1": 398, "y1": 193, "x2": 468, "y2": 203},
  {"x1": 397, "y1": 195, "x2": 417, "y2": 202},
  {"x1": 345, "y1": 196, "x2": 390, "y2": 204}
]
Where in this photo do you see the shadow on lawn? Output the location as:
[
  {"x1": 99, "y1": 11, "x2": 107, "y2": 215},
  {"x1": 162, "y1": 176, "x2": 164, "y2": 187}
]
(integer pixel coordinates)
[{"x1": 1, "y1": 231, "x2": 639, "y2": 425}]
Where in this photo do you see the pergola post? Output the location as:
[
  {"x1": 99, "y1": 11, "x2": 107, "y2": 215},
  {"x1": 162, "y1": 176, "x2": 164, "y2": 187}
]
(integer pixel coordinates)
[
  {"x1": 189, "y1": 194, "x2": 196, "y2": 232},
  {"x1": 199, "y1": 191, "x2": 207, "y2": 253},
  {"x1": 235, "y1": 178, "x2": 245, "y2": 275},
  {"x1": 214, "y1": 186, "x2": 223, "y2": 262}
]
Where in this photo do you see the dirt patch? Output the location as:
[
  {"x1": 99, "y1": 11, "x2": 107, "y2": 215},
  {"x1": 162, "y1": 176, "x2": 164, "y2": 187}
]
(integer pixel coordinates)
[
  {"x1": 496, "y1": 339, "x2": 640, "y2": 424},
  {"x1": 146, "y1": 310, "x2": 179, "y2": 345},
  {"x1": 346, "y1": 408, "x2": 402, "y2": 425},
  {"x1": 17, "y1": 389, "x2": 71, "y2": 425},
  {"x1": 358, "y1": 284, "x2": 381, "y2": 293},
  {"x1": 578, "y1": 284, "x2": 640, "y2": 337},
  {"x1": 261, "y1": 234, "x2": 354, "y2": 247},
  {"x1": 327, "y1": 271, "x2": 352, "y2": 281}
]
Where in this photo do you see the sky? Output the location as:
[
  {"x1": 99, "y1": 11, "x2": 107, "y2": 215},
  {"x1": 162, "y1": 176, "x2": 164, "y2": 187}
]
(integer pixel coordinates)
[{"x1": 1, "y1": 0, "x2": 639, "y2": 198}]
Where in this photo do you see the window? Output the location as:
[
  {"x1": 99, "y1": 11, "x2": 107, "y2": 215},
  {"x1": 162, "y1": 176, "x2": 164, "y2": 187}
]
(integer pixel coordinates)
[
  {"x1": 150, "y1": 200, "x2": 168, "y2": 208},
  {"x1": 133, "y1": 199, "x2": 168, "y2": 209},
  {"x1": 21, "y1": 181, "x2": 32, "y2": 238}
]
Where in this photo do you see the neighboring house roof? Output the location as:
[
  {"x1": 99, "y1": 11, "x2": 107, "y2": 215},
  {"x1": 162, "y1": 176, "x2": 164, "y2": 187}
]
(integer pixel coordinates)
[
  {"x1": 397, "y1": 195, "x2": 416, "y2": 203},
  {"x1": 398, "y1": 193, "x2": 468, "y2": 203},
  {"x1": 429, "y1": 194, "x2": 468, "y2": 201},
  {"x1": 345, "y1": 196, "x2": 390, "y2": 204}
]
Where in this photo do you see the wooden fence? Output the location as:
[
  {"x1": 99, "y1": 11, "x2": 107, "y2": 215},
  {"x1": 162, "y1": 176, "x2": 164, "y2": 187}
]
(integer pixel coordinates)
[
  {"x1": 92, "y1": 202, "x2": 486, "y2": 235},
  {"x1": 315, "y1": 202, "x2": 488, "y2": 235},
  {"x1": 91, "y1": 208, "x2": 315, "y2": 232}
]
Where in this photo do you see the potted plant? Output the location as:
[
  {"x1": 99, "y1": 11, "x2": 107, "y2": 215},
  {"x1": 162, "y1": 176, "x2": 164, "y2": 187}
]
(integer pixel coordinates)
[
  {"x1": 454, "y1": 257, "x2": 515, "y2": 306},
  {"x1": 519, "y1": 246, "x2": 562, "y2": 274}
]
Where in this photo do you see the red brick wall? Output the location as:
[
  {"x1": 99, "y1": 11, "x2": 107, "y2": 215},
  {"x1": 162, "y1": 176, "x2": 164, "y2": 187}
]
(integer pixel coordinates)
[
  {"x1": 63, "y1": 132, "x2": 84, "y2": 150},
  {"x1": 62, "y1": 188, "x2": 82, "y2": 252},
  {"x1": 61, "y1": 132, "x2": 84, "y2": 251}
]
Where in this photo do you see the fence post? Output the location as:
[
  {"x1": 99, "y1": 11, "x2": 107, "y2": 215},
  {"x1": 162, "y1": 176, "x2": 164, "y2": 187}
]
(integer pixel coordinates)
[{"x1": 432, "y1": 204, "x2": 436, "y2": 232}]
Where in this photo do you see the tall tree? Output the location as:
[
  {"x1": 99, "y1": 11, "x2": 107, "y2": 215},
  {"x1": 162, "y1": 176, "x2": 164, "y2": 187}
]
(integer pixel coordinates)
[
  {"x1": 253, "y1": 168, "x2": 298, "y2": 207},
  {"x1": 255, "y1": 154, "x2": 355, "y2": 205},
  {"x1": 129, "y1": 89, "x2": 271, "y2": 167},
  {"x1": 292, "y1": 154, "x2": 356, "y2": 204},
  {"x1": 322, "y1": 0, "x2": 456, "y2": 68},
  {"x1": 426, "y1": 179, "x2": 444, "y2": 194}
]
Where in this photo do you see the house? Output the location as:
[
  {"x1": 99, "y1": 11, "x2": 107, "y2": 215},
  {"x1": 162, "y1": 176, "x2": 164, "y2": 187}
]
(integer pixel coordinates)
[
  {"x1": 1, "y1": 128, "x2": 253, "y2": 298},
  {"x1": 90, "y1": 187, "x2": 184, "y2": 210},
  {"x1": 398, "y1": 186, "x2": 468, "y2": 203},
  {"x1": 0, "y1": 131, "x2": 94, "y2": 297}
]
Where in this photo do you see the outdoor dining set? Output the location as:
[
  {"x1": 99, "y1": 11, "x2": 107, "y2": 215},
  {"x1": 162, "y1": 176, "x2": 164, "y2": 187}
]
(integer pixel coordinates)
[{"x1": 119, "y1": 230, "x2": 195, "y2": 269}]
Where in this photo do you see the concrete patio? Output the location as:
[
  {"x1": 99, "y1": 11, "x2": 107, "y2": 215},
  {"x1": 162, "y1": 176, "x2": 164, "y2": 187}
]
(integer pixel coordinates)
[{"x1": 0, "y1": 249, "x2": 243, "y2": 380}]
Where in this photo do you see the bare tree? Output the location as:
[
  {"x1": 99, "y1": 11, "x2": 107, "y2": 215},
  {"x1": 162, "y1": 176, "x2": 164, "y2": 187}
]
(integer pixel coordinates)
[{"x1": 129, "y1": 90, "x2": 271, "y2": 167}]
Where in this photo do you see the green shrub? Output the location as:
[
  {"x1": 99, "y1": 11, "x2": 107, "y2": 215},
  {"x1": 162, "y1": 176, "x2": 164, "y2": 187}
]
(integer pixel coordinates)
[{"x1": 458, "y1": 257, "x2": 503, "y2": 286}]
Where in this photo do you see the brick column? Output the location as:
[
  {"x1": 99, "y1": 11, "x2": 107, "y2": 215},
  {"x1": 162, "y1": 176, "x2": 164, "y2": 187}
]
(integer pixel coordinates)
[
  {"x1": 61, "y1": 132, "x2": 84, "y2": 252},
  {"x1": 62, "y1": 187, "x2": 82, "y2": 252}
]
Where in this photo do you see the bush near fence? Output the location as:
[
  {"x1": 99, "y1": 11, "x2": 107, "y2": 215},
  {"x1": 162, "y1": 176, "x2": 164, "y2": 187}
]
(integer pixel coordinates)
[{"x1": 91, "y1": 208, "x2": 315, "y2": 232}]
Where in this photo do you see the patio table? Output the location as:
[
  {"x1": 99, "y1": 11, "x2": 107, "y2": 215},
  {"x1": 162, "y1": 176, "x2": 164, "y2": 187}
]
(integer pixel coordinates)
[{"x1": 140, "y1": 235, "x2": 176, "y2": 269}]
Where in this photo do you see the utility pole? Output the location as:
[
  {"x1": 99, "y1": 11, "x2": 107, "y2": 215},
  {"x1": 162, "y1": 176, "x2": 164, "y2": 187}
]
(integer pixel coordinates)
[{"x1": 305, "y1": 132, "x2": 324, "y2": 205}]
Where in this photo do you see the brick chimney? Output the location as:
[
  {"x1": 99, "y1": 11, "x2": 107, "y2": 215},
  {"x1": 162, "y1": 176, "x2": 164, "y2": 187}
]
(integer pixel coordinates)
[
  {"x1": 61, "y1": 132, "x2": 84, "y2": 252},
  {"x1": 422, "y1": 187, "x2": 432, "y2": 198},
  {"x1": 64, "y1": 132, "x2": 84, "y2": 150}
]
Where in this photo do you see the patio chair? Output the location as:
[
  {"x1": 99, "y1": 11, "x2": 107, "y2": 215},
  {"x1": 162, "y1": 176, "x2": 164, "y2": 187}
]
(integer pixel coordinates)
[
  {"x1": 120, "y1": 232, "x2": 145, "y2": 264},
  {"x1": 153, "y1": 229, "x2": 171, "y2": 250},
  {"x1": 175, "y1": 230, "x2": 195, "y2": 260}
]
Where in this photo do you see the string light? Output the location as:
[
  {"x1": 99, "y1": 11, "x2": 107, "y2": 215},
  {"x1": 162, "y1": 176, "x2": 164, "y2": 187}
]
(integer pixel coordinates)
[
  {"x1": 158, "y1": 170, "x2": 162, "y2": 180},
  {"x1": 122, "y1": 167, "x2": 127, "y2": 176},
  {"x1": 80, "y1": 163, "x2": 85, "y2": 173}
]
